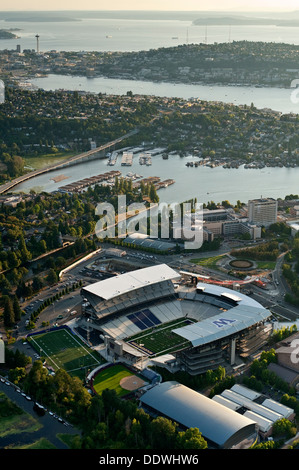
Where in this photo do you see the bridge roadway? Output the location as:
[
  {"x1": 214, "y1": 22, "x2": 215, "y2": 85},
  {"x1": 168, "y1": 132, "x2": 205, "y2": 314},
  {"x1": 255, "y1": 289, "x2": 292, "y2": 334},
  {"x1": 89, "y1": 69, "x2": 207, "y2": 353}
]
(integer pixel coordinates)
[{"x1": 0, "y1": 129, "x2": 138, "y2": 195}]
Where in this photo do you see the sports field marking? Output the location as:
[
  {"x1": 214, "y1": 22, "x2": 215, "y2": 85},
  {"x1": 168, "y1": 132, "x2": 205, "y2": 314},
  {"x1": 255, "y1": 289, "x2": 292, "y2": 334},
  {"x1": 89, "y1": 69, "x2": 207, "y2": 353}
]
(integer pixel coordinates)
[
  {"x1": 29, "y1": 328, "x2": 102, "y2": 372},
  {"x1": 62, "y1": 329, "x2": 101, "y2": 364},
  {"x1": 29, "y1": 335, "x2": 60, "y2": 370}
]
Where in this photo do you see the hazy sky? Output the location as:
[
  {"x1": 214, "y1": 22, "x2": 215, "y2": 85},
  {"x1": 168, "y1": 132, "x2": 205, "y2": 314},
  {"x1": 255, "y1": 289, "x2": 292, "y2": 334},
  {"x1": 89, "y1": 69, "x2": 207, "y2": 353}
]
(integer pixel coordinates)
[{"x1": 0, "y1": 0, "x2": 298, "y2": 12}]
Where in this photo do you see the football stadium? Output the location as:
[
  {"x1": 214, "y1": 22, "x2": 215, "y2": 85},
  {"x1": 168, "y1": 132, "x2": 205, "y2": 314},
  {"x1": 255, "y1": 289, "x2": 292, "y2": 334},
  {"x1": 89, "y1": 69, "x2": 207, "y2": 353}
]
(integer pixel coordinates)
[{"x1": 78, "y1": 264, "x2": 273, "y2": 375}]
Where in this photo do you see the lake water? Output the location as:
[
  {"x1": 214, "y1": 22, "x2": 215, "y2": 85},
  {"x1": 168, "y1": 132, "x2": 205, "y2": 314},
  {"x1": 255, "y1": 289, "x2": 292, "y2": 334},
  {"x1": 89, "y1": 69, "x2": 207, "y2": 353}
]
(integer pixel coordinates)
[
  {"x1": 30, "y1": 74, "x2": 299, "y2": 115},
  {"x1": 4, "y1": 12, "x2": 299, "y2": 204},
  {"x1": 12, "y1": 73, "x2": 297, "y2": 205},
  {"x1": 2, "y1": 15, "x2": 299, "y2": 53},
  {"x1": 12, "y1": 152, "x2": 299, "y2": 206}
]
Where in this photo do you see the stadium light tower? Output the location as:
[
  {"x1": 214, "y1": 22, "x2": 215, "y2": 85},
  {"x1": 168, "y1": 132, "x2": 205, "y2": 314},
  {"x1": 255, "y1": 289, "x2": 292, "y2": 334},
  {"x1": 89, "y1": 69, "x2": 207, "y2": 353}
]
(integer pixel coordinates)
[{"x1": 35, "y1": 34, "x2": 40, "y2": 53}]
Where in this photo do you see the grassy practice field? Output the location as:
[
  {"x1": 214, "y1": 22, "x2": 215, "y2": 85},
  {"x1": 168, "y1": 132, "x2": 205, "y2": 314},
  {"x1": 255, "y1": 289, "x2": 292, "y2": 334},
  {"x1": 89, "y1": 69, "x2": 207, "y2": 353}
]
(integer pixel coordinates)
[
  {"x1": 127, "y1": 317, "x2": 193, "y2": 356},
  {"x1": 28, "y1": 328, "x2": 104, "y2": 378},
  {"x1": 92, "y1": 364, "x2": 135, "y2": 397}
]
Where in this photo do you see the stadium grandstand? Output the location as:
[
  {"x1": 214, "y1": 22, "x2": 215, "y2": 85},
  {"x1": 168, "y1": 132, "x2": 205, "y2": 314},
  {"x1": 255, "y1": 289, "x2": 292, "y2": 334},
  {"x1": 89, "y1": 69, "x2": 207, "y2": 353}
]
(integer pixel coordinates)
[{"x1": 78, "y1": 264, "x2": 272, "y2": 375}]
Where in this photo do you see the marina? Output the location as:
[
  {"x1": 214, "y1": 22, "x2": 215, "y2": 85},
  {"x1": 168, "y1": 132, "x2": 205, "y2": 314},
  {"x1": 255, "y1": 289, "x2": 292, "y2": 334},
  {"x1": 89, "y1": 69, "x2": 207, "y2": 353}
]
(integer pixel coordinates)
[
  {"x1": 12, "y1": 147, "x2": 299, "y2": 206},
  {"x1": 57, "y1": 169, "x2": 175, "y2": 195}
]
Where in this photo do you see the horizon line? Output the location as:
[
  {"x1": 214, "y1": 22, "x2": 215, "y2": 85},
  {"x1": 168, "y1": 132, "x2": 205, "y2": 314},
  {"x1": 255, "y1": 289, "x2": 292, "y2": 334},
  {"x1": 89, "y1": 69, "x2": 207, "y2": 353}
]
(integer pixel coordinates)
[{"x1": 0, "y1": 9, "x2": 298, "y2": 13}]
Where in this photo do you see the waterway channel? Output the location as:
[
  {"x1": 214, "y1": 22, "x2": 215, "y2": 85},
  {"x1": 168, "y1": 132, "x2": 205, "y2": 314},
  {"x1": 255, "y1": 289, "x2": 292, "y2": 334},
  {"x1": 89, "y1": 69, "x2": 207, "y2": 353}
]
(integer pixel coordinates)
[{"x1": 11, "y1": 74, "x2": 299, "y2": 205}]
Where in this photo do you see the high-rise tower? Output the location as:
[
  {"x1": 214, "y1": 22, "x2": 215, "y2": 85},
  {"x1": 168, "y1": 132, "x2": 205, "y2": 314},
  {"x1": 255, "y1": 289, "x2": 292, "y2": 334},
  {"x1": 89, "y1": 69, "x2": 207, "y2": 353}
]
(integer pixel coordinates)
[{"x1": 35, "y1": 34, "x2": 40, "y2": 53}]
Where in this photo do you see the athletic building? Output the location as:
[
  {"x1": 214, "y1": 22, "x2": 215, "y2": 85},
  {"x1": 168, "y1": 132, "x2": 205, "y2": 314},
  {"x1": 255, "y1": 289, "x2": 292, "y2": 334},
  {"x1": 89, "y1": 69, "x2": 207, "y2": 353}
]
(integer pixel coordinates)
[
  {"x1": 139, "y1": 381, "x2": 258, "y2": 449},
  {"x1": 79, "y1": 264, "x2": 272, "y2": 374}
]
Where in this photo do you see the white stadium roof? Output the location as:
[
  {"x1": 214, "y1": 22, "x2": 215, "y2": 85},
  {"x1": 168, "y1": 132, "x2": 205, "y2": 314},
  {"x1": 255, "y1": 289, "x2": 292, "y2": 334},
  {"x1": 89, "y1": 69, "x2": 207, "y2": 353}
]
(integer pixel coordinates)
[
  {"x1": 82, "y1": 264, "x2": 180, "y2": 300},
  {"x1": 173, "y1": 304, "x2": 270, "y2": 348},
  {"x1": 196, "y1": 282, "x2": 264, "y2": 309}
]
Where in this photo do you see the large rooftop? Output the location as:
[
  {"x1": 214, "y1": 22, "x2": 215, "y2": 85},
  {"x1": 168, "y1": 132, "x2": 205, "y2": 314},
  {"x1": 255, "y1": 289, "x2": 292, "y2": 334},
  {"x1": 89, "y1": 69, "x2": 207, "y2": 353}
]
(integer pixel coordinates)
[
  {"x1": 173, "y1": 282, "x2": 271, "y2": 347},
  {"x1": 82, "y1": 264, "x2": 180, "y2": 301},
  {"x1": 173, "y1": 304, "x2": 270, "y2": 347},
  {"x1": 140, "y1": 381, "x2": 257, "y2": 449}
]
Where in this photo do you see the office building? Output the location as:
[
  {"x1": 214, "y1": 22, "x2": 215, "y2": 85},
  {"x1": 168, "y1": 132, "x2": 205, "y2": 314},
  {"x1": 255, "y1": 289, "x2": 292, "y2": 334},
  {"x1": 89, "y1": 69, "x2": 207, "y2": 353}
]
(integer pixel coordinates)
[{"x1": 248, "y1": 198, "x2": 278, "y2": 228}]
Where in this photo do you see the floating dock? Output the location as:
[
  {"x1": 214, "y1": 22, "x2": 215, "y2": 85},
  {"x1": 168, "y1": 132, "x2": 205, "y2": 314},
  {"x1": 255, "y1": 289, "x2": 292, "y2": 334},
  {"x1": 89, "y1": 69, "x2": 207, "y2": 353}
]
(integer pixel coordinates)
[
  {"x1": 139, "y1": 152, "x2": 152, "y2": 166},
  {"x1": 107, "y1": 151, "x2": 118, "y2": 166},
  {"x1": 121, "y1": 152, "x2": 133, "y2": 166},
  {"x1": 132, "y1": 176, "x2": 174, "y2": 190},
  {"x1": 58, "y1": 170, "x2": 121, "y2": 193}
]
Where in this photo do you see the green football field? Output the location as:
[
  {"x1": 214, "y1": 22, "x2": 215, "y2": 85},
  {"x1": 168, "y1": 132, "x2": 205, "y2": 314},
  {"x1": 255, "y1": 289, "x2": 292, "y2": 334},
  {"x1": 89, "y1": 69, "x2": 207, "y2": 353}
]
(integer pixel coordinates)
[
  {"x1": 28, "y1": 328, "x2": 104, "y2": 377},
  {"x1": 127, "y1": 317, "x2": 193, "y2": 356}
]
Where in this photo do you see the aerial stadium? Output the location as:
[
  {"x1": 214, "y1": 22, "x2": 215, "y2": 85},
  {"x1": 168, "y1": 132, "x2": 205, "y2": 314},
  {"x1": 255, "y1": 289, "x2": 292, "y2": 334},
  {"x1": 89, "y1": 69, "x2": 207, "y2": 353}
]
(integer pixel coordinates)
[{"x1": 78, "y1": 264, "x2": 272, "y2": 375}]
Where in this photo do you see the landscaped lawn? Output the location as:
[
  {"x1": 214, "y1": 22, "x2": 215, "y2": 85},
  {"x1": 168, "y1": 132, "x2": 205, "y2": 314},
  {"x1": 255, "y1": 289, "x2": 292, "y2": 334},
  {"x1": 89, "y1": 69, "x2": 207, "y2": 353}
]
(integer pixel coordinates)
[
  {"x1": 14, "y1": 438, "x2": 56, "y2": 449},
  {"x1": 190, "y1": 254, "x2": 227, "y2": 269},
  {"x1": 255, "y1": 261, "x2": 277, "y2": 270}
]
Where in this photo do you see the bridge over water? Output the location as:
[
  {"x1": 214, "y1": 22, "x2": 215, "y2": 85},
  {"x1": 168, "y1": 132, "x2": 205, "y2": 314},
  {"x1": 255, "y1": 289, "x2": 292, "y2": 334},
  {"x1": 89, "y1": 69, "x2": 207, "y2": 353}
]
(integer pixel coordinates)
[{"x1": 0, "y1": 129, "x2": 138, "y2": 194}]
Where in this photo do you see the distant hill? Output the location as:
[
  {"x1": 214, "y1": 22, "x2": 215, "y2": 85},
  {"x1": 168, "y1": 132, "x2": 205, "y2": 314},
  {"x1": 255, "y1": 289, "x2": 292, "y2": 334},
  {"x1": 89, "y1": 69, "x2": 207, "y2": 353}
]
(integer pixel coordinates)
[
  {"x1": 0, "y1": 29, "x2": 18, "y2": 39},
  {"x1": 193, "y1": 16, "x2": 299, "y2": 26},
  {"x1": 4, "y1": 16, "x2": 80, "y2": 22}
]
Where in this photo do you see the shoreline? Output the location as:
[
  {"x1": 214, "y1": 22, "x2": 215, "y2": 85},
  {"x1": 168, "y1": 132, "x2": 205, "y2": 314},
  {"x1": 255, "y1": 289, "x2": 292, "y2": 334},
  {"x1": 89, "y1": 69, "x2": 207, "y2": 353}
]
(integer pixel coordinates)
[{"x1": 25, "y1": 72, "x2": 295, "y2": 92}]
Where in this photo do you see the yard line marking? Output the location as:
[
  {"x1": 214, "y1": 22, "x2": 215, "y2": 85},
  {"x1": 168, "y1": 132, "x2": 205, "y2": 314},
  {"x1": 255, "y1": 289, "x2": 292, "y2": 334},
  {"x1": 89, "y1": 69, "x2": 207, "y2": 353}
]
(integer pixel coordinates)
[{"x1": 29, "y1": 336, "x2": 60, "y2": 370}]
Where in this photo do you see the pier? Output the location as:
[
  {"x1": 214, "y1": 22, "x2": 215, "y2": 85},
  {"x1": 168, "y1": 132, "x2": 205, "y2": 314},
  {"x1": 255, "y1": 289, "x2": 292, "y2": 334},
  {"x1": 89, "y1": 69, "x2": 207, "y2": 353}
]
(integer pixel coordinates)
[
  {"x1": 121, "y1": 152, "x2": 133, "y2": 166},
  {"x1": 107, "y1": 151, "x2": 119, "y2": 166},
  {"x1": 58, "y1": 171, "x2": 121, "y2": 193},
  {"x1": 139, "y1": 152, "x2": 152, "y2": 166}
]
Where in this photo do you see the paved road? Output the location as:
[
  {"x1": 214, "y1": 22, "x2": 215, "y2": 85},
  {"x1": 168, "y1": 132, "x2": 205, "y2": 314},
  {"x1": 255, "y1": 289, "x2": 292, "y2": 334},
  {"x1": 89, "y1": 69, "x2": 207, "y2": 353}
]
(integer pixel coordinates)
[{"x1": 0, "y1": 380, "x2": 80, "y2": 449}]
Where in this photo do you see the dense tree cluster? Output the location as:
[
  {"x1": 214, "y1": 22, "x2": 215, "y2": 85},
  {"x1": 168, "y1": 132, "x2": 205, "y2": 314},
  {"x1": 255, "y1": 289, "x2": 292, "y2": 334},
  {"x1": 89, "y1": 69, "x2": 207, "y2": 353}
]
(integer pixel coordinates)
[
  {"x1": 231, "y1": 240, "x2": 280, "y2": 261},
  {"x1": 242, "y1": 350, "x2": 296, "y2": 395},
  {"x1": 7, "y1": 360, "x2": 207, "y2": 449},
  {"x1": 283, "y1": 236, "x2": 299, "y2": 305},
  {"x1": 0, "y1": 87, "x2": 158, "y2": 183}
]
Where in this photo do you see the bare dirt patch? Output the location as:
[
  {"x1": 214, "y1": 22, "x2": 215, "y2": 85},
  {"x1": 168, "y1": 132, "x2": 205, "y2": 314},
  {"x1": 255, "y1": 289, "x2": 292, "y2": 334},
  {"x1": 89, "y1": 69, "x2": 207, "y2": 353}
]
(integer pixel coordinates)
[
  {"x1": 229, "y1": 259, "x2": 253, "y2": 269},
  {"x1": 119, "y1": 375, "x2": 147, "y2": 391}
]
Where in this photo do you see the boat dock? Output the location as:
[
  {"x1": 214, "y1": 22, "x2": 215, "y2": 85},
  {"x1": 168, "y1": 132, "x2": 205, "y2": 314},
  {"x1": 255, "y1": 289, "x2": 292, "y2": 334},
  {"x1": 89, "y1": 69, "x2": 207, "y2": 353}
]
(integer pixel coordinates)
[
  {"x1": 121, "y1": 152, "x2": 133, "y2": 166},
  {"x1": 139, "y1": 152, "x2": 152, "y2": 166},
  {"x1": 58, "y1": 170, "x2": 121, "y2": 193},
  {"x1": 154, "y1": 179, "x2": 175, "y2": 189},
  {"x1": 107, "y1": 151, "x2": 119, "y2": 166},
  {"x1": 132, "y1": 176, "x2": 175, "y2": 190}
]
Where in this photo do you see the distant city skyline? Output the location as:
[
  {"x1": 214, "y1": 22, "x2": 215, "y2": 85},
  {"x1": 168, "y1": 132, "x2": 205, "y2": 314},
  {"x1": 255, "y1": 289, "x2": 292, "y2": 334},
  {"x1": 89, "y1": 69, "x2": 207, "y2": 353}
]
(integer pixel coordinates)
[{"x1": 0, "y1": 0, "x2": 299, "y2": 12}]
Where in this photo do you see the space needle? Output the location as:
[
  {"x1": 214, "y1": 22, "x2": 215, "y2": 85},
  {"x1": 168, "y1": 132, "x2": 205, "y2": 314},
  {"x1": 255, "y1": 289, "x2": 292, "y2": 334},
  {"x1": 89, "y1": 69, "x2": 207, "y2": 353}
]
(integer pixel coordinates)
[{"x1": 35, "y1": 34, "x2": 40, "y2": 54}]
